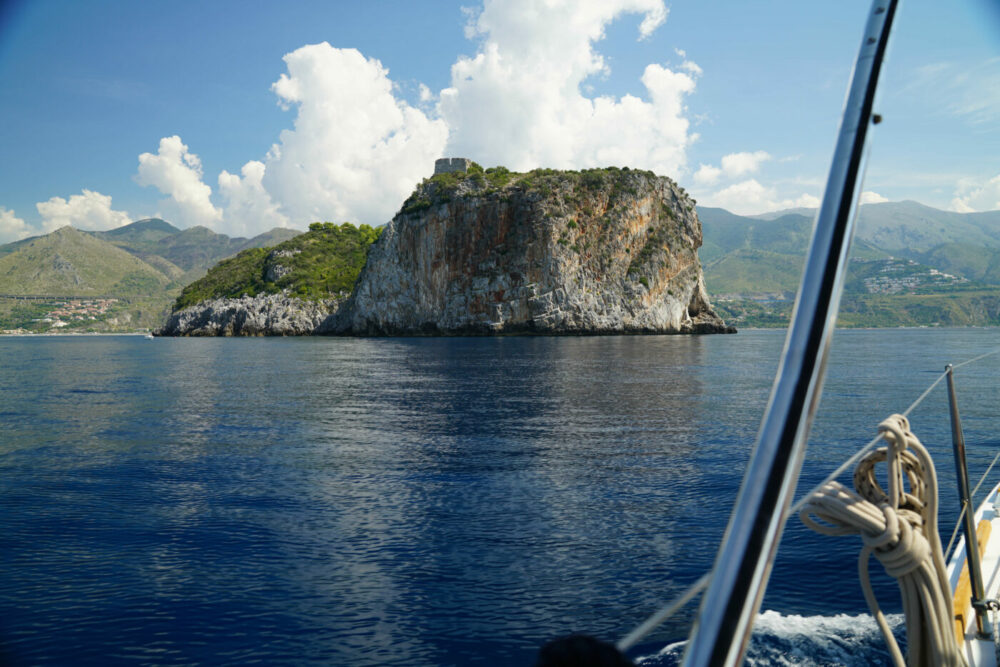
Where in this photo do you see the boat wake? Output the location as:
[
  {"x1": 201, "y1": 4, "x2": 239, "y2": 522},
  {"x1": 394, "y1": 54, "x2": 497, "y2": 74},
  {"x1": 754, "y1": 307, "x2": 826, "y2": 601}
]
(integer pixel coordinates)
[{"x1": 635, "y1": 610, "x2": 904, "y2": 666}]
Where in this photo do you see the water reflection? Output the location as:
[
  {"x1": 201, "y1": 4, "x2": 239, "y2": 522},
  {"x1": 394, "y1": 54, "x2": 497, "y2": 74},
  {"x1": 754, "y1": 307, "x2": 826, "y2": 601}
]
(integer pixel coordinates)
[
  {"x1": 3, "y1": 331, "x2": 999, "y2": 665},
  {"x1": 284, "y1": 336, "x2": 737, "y2": 662}
]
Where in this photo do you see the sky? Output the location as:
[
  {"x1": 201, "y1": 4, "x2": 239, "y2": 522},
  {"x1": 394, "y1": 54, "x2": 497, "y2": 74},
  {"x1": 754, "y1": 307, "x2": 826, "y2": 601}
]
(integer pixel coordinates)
[{"x1": 1, "y1": 0, "x2": 999, "y2": 243}]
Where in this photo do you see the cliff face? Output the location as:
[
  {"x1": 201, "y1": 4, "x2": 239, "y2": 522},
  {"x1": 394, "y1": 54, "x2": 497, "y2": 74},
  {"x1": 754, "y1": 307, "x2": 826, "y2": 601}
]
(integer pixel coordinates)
[
  {"x1": 158, "y1": 293, "x2": 346, "y2": 336},
  {"x1": 158, "y1": 166, "x2": 734, "y2": 336},
  {"x1": 350, "y1": 167, "x2": 733, "y2": 335}
]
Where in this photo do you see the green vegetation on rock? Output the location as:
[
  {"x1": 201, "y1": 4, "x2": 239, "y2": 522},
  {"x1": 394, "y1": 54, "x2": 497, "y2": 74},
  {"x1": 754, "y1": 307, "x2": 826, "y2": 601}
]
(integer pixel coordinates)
[
  {"x1": 399, "y1": 164, "x2": 666, "y2": 216},
  {"x1": 173, "y1": 222, "x2": 382, "y2": 311}
]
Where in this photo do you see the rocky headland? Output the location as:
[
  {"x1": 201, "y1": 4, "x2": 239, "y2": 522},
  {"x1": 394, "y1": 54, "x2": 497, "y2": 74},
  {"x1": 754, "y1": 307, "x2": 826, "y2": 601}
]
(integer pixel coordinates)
[
  {"x1": 158, "y1": 161, "x2": 734, "y2": 336},
  {"x1": 158, "y1": 293, "x2": 345, "y2": 336}
]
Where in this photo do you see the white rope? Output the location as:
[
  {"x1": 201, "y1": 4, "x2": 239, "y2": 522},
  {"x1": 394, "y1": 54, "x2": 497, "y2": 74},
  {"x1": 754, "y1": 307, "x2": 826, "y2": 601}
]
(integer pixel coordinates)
[
  {"x1": 800, "y1": 414, "x2": 966, "y2": 667},
  {"x1": 614, "y1": 352, "x2": 996, "y2": 653},
  {"x1": 790, "y1": 434, "x2": 882, "y2": 515}
]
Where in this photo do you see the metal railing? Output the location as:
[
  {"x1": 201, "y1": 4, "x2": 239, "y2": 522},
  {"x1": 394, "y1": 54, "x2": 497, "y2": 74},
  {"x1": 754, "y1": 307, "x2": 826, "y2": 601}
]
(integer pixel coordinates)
[
  {"x1": 619, "y1": 347, "x2": 1000, "y2": 657},
  {"x1": 946, "y1": 364, "x2": 992, "y2": 639},
  {"x1": 680, "y1": 2, "x2": 900, "y2": 664}
]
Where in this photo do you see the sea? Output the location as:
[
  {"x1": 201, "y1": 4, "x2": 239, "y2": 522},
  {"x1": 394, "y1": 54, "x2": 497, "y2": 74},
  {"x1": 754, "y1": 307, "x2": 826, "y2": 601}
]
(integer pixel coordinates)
[{"x1": 2, "y1": 328, "x2": 999, "y2": 666}]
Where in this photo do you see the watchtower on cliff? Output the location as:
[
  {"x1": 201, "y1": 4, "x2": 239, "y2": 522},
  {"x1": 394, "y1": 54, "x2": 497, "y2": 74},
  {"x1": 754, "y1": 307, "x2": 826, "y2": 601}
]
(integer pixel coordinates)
[{"x1": 434, "y1": 158, "x2": 472, "y2": 175}]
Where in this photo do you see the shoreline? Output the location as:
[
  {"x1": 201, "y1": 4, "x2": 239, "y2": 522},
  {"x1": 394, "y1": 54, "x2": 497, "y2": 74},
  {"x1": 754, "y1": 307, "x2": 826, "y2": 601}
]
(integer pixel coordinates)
[
  {"x1": 3, "y1": 325, "x2": 998, "y2": 339},
  {"x1": 0, "y1": 331, "x2": 152, "y2": 337}
]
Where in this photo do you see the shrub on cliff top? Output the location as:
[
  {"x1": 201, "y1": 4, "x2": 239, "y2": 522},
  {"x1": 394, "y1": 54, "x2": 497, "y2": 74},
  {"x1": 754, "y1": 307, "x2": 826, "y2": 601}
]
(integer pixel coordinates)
[
  {"x1": 398, "y1": 164, "x2": 672, "y2": 215},
  {"x1": 173, "y1": 222, "x2": 382, "y2": 310}
]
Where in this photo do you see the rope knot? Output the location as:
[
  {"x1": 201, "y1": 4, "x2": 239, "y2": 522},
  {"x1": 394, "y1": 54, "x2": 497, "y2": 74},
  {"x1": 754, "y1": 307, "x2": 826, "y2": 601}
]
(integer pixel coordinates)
[
  {"x1": 799, "y1": 414, "x2": 965, "y2": 667},
  {"x1": 863, "y1": 506, "x2": 931, "y2": 578}
]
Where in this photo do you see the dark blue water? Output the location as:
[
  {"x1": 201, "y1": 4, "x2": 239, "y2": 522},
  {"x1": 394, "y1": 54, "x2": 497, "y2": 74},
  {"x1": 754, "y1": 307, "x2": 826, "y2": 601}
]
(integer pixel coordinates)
[{"x1": 1, "y1": 330, "x2": 998, "y2": 666}]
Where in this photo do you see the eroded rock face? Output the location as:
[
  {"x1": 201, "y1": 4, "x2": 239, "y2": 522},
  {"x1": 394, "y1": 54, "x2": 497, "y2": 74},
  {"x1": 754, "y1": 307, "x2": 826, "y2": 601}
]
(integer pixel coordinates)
[
  {"x1": 158, "y1": 167, "x2": 734, "y2": 337},
  {"x1": 350, "y1": 168, "x2": 734, "y2": 335},
  {"x1": 157, "y1": 293, "x2": 346, "y2": 336},
  {"x1": 264, "y1": 249, "x2": 301, "y2": 283}
]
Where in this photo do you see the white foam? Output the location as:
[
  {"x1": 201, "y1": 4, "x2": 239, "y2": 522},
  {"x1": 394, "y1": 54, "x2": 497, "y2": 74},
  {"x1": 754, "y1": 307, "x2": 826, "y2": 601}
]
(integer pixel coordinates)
[{"x1": 635, "y1": 610, "x2": 904, "y2": 666}]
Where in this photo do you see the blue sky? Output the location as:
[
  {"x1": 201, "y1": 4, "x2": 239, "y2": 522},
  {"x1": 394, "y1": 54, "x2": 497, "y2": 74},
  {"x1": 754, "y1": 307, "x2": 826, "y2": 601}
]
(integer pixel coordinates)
[{"x1": 1, "y1": 0, "x2": 998, "y2": 241}]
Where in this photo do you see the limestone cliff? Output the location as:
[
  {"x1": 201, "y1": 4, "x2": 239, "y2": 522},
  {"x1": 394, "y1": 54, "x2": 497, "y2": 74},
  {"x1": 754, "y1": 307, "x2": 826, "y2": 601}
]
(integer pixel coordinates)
[
  {"x1": 158, "y1": 165, "x2": 734, "y2": 336},
  {"x1": 349, "y1": 166, "x2": 733, "y2": 335},
  {"x1": 158, "y1": 293, "x2": 345, "y2": 336}
]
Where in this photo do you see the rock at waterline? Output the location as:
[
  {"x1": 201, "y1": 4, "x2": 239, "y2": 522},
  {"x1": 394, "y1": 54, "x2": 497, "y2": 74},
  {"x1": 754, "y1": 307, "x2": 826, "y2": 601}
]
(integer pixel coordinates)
[{"x1": 158, "y1": 162, "x2": 735, "y2": 336}]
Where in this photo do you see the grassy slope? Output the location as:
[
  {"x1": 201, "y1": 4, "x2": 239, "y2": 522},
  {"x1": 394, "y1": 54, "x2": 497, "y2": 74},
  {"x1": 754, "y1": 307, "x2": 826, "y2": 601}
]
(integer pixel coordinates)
[
  {"x1": 699, "y1": 203, "x2": 1000, "y2": 327},
  {"x1": 704, "y1": 249, "x2": 804, "y2": 296},
  {"x1": 0, "y1": 221, "x2": 306, "y2": 332},
  {"x1": 0, "y1": 226, "x2": 180, "y2": 331},
  {"x1": 239, "y1": 227, "x2": 302, "y2": 251},
  {"x1": 92, "y1": 218, "x2": 181, "y2": 254},
  {"x1": 913, "y1": 243, "x2": 1000, "y2": 284},
  {"x1": 0, "y1": 226, "x2": 173, "y2": 296},
  {"x1": 173, "y1": 222, "x2": 381, "y2": 310}
]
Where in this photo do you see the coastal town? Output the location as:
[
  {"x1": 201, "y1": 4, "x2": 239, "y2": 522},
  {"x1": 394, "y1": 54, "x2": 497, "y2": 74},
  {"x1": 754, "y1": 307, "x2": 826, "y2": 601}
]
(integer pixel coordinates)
[
  {"x1": 860, "y1": 258, "x2": 968, "y2": 295},
  {"x1": 39, "y1": 297, "x2": 119, "y2": 326},
  {"x1": 0, "y1": 297, "x2": 127, "y2": 334}
]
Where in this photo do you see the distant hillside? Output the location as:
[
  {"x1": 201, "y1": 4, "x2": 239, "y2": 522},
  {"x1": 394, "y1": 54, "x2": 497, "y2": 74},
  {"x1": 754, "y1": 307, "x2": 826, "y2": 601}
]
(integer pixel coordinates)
[
  {"x1": 742, "y1": 201, "x2": 1000, "y2": 255},
  {"x1": 244, "y1": 227, "x2": 302, "y2": 250},
  {"x1": 94, "y1": 222, "x2": 302, "y2": 278},
  {"x1": 0, "y1": 226, "x2": 172, "y2": 296},
  {"x1": 174, "y1": 222, "x2": 381, "y2": 311},
  {"x1": 704, "y1": 249, "x2": 803, "y2": 299},
  {"x1": 912, "y1": 243, "x2": 1000, "y2": 284},
  {"x1": 92, "y1": 218, "x2": 181, "y2": 253},
  {"x1": 0, "y1": 219, "x2": 304, "y2": 333},
  {"x1": 698, "y1": 202, "x2": 1000, "y2": 327}
]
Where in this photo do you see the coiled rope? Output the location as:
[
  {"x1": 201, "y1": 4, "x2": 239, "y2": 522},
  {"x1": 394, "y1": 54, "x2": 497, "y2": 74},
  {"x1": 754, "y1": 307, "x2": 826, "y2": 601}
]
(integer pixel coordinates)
[
  {"x1": 616, "y1": 346, "x2": 1000, "y2": 655},
  {"x1": 799, "y1": 414, "x2": 965, "y2": 667}
]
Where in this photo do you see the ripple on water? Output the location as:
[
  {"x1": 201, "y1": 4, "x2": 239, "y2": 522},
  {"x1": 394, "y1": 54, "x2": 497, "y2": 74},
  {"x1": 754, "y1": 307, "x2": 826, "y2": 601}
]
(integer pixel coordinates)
[{"x1": 1, "y1": 331, "x2": 998, "y2": 665}]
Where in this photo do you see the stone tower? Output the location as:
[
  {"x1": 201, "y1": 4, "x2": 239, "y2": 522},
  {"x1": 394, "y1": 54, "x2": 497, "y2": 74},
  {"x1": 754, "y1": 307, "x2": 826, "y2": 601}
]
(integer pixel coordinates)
[{"x1": 434, "y1": 158, "x2": 472, "y2": 175}]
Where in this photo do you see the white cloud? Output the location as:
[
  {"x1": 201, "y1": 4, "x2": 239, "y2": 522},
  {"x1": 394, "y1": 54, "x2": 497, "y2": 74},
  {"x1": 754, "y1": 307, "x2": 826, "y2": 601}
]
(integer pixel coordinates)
[
  {"x1": 690, "y1": 151, "x2": 802, "y2": 212},
  {"x1": 860, "y1": 191, "x2": 888, "y2": 204},
  {"x1": 693, "y1": 150, "x2": 770, "y2": 186},
  {"x1": 693, "y1": 164, "x2": 722, "y2": 185},
  {"x1": 438, "y1": 0, "x2": 695, "y2": 175},
  {"x1": 0, "y1": 207, "x2": 32, "y2": 244},
  {"x1": 35, "y1": 189, "x2": 131, "y2": 232},
  {"x1": 218, "y1": 161, "x2": 290, "y2": 237},
  {"x1": 698, "y1": 178, "x2": 819, "y2": 215},
  {"x1": 136, "y1": 135, "x2": 222, "y2": 228},
  {"x1": 261, "y1": 42, "x2": 448, "y2": 226},
  {"x1": 675, "y1": 49, "x2": 702, "y2": 76},
  {"x1": 638, "y1": 3, "x2": 668, "y2": 39},
  {"x1": 126, "y1": 2, "x2": 696, "y2": 232},
  {"x1": 905, "y1": 60, "x2": 1000, "y2": 125},
  {"x1": 720, "y1": 150, "x2": 771, "y2": 178},
  {"x1": 950, "y1": 174, "x2": 1000, "y2": 213}
]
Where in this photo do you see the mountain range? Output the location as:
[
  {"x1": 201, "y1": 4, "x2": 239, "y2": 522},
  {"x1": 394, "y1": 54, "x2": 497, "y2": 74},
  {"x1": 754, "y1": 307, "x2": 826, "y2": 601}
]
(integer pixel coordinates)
[
  {"x1": 0, "y1": 219, "x2": 300, "y2": 285},
  {"x1": 0, "y1": 219, "x2": 301, "y2": 331},
  {"x1": 3, "y1": 200, "x2": 1000, "y2": 332},
  {"x1": 700, "y1": 201, "x2": 1000, "y2": 327}
]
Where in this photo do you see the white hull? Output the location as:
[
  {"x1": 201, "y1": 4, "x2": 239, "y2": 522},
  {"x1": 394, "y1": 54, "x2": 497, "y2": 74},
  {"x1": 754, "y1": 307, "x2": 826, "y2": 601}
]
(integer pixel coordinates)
[{"x1": 948, "y1": 481, "x2": 1000, "y2": 667}]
